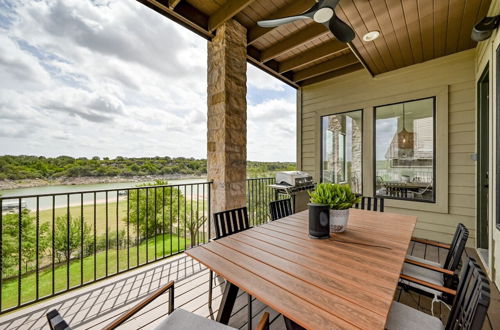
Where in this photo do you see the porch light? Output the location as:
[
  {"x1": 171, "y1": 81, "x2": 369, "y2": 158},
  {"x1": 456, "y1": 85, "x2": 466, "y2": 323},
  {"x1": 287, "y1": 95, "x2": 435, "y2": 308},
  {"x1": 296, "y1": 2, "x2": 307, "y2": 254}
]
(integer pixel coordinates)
[
  {"x1": 362, "y1": 31, "x2": 380, "y2": 42},
  {"x1": 398, "y1": 103, "x2": 414, "y2": 150}
]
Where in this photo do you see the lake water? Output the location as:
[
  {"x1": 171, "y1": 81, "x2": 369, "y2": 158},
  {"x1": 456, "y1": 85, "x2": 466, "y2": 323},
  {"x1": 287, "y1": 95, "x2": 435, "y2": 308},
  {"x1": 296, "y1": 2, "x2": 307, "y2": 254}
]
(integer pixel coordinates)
[{"x1": 0, "y1": 178, "x2": 208, "y2": 211}]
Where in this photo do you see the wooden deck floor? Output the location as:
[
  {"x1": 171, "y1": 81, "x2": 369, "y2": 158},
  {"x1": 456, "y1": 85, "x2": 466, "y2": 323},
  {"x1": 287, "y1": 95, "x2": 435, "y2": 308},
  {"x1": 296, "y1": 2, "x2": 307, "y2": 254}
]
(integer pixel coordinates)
[{"x1": 0, "y1": 241, "x2": 498, "y2": 329}]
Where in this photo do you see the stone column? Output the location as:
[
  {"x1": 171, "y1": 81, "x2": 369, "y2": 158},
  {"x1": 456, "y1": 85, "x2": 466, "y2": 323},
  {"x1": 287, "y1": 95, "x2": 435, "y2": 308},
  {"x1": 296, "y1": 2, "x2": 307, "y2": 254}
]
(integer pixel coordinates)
[
  {"x1": 207, "y1": 19, "x2": 247, "y2": 215},
  {"x1": 351, "y1": 117, "x2": 362, "y2": 193}
]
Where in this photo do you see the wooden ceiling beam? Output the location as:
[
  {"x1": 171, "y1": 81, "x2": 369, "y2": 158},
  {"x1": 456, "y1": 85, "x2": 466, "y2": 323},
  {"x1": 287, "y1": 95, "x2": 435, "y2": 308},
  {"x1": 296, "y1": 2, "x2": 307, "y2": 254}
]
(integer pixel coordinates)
[
  {"x1": 247, "y1": 46, "x2": 298, "y2": 88},
  {"x1": 208, "y1": 0, "x2": 257, "y2": 32},
  {"x1": 260, "y1": 24, "x2": 329, "y2": 63},
  {"x1": 300, "y1": 63, "x2": 365, "y2": 86},
  {"x1": 279, "y1": 40, "x2": 348, "y2": 73},
  {"x1": 139, "y1": 0, "x2": 212, "y2": 39},
  {"x1": 168, "y1": 0, "x2": 182, "y2": 9},
  {"x1": 247, "y1": 0, "x2": 316, "y2": 45},
  {"x1": 293, "y1": 53, "x2": 359, "y2": 82}
]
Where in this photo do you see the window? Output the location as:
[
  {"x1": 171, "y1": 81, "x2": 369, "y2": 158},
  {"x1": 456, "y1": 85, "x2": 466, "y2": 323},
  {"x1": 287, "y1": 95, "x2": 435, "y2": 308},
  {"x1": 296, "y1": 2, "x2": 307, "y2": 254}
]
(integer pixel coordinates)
[
  {"x1": 374, "y1": 98, "x2": 435, "y2": 202},
  {"x1": 321, "y1": 110, "x2": 362, "y2": 193}
]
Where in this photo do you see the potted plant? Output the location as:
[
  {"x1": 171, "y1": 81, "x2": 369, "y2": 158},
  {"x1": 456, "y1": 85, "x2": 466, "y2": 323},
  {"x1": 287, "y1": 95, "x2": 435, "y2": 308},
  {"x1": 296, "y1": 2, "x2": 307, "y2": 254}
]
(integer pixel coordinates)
[
  {"x1": 310, "y1": 183, "x2": 360, "y2": 234},
  {"x1": 307, "y1": 183, "x2": 331, "y2": 239}
]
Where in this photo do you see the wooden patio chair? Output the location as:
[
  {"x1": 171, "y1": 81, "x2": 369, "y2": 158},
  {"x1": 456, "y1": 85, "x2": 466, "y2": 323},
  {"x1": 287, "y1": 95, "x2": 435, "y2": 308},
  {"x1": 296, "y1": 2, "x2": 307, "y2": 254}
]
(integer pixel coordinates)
[
  {"x1": 269, "y1": 198, "x2": 293, "y2": 221},
  {"x1": 388, "y1": 257, "x2": 490, "y2": 330},
  {"x1": 46, "y1": 280, "x2": 270, "y2": 330},
  {"x1": 209, "y1": 207, "x2": 251, "y2": 309},
  {"x1": 353, "y1": 195, "x2": 385, "y2": 212},
  {"x1": 400, "y1": 223, "x2": 469, "y2": 304}
]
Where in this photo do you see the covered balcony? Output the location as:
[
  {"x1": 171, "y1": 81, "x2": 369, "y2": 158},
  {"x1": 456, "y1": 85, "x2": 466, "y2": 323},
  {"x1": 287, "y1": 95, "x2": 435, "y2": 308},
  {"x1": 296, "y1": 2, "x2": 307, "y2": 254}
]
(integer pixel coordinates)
[{"x1": 1, "y1": 0, "x2": 500, "y2": 329}]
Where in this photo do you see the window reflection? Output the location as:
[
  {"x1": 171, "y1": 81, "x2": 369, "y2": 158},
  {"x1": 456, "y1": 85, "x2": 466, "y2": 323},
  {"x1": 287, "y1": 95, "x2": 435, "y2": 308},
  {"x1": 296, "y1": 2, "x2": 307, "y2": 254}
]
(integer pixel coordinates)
[
  {"x1": 374, "y1": 98, "x2": 435, "y2": 202},
  {"x1": 321, "y1": 110, "x2": 363, "y2": 193}
]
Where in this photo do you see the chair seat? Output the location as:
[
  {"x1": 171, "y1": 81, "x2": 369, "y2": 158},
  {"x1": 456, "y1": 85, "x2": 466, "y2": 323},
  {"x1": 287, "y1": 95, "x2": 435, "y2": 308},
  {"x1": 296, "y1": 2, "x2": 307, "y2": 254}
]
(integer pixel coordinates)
[
  {"x1": 400, "y1": 255, "x2": 444, "y2": 297},
  {"x1": 386, "y1": 302, "x2": 444, "y2": 330},
  {"x1": 154, "y1": 308, "x2": 236, "y2": 330}
]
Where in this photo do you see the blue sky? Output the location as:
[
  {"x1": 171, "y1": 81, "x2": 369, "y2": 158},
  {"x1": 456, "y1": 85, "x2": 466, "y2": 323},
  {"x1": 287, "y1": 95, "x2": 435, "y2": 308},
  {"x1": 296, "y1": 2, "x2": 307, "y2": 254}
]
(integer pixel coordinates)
[{"x1": 0, "y1": 0, "x2": 296, "y2": 162}]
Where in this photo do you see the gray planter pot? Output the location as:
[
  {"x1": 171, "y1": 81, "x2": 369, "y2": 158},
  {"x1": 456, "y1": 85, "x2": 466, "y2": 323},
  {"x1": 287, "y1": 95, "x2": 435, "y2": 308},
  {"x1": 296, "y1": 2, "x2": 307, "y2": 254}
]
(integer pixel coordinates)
[{"x1": 329, "y1": 209, "x2": 349, "y2": 233}]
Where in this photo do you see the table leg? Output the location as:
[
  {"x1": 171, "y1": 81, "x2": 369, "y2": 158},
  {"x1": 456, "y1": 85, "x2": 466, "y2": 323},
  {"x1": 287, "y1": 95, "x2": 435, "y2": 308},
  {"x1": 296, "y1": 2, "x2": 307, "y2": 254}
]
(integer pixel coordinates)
[
  {"x1": 284, "y1": 317, "x2": 306, "y2": 330},
  {"x1": 216, "y1": 281, "x2": 239, "y2": 324}
]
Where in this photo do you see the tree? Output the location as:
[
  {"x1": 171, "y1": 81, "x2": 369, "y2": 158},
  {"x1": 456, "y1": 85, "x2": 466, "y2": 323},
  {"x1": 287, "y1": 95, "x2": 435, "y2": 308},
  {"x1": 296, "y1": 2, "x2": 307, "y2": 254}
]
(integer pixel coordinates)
[
  {"x1": 127, "y1": 180, "x2": 185, "y2": 241},
  {"x1": 184, "y1": 215, "x2": 206, "y2": 247},
  {"x1": 53, "y1": 215, "x2": 92, "y2": 263},
  {"x1": 1, "y1": 209, "x2": 50, "y2": 275}
]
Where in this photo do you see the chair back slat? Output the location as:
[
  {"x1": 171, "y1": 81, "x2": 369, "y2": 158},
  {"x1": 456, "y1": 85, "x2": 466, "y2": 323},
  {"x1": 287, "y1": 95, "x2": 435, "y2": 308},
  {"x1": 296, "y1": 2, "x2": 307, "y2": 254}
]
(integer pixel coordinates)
[
  {"x1": 353, "y1": 195, "x2": 384, "y2": 212},
  {"x1": 213, "y1": 207, "x2": 250, "y2": 239},
  {"x1": 269, "y1": 199, "x2": 293, "y2": 221},
  {"x1": 446, "y1": 258, "x2": 490, "y2": 330},
  {"x1": 444, "y1": 224, "x2": 469, "y2": 271}
]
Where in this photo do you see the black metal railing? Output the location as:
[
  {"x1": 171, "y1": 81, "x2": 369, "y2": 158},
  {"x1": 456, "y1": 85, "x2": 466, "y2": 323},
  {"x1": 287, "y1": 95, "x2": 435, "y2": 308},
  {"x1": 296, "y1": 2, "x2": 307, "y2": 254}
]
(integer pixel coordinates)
[
  {"x1": 0, "y1": 177, "x2": 283, "y2": 313},
  {"x1": 0, "y1": 181, "x2": 212, "y2": 313},
  {"x1": 246, "y1": 177, "x2": 279, "y2": 226}
]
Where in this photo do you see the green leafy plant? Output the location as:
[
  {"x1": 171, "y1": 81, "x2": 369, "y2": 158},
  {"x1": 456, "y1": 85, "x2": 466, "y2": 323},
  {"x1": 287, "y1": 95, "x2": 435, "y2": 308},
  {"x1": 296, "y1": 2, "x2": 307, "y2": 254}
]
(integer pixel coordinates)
[{"x1": 309, "y1": 183, "x2": 361, "y2": 210}]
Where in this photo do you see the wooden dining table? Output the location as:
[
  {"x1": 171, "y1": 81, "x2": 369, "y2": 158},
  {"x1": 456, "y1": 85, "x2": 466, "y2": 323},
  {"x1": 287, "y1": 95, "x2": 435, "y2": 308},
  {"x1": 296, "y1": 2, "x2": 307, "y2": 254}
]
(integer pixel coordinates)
[{"x1": 186, "y1": 208, "x2": 417, "y2": 329}]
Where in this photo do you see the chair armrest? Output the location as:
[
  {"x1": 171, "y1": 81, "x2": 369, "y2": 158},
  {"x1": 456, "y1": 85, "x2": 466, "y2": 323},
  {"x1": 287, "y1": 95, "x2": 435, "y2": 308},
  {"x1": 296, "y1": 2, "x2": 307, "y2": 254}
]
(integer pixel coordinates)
[
  {"x1": 400, "y1": 274, "x2": 456, "y2": 296},
  {"x1": 411, "y1": 237, "x2": 450, "y2": 249},
  {"x1": 103, "y1": 281, "x2": 175, "y2": 330},
  {"x1": 256, "y1": 312, "x2": 270, "y2": 330},
  {"x1": 404, "y1": 258, "x2": 455, "y2": 276}
]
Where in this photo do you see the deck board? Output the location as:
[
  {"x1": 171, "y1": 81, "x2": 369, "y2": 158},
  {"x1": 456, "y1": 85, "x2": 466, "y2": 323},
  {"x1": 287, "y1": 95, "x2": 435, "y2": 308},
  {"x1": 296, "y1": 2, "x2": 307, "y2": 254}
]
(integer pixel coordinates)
[{"x1": 0, "y1": 232, "x2": 499, "y2": 329}]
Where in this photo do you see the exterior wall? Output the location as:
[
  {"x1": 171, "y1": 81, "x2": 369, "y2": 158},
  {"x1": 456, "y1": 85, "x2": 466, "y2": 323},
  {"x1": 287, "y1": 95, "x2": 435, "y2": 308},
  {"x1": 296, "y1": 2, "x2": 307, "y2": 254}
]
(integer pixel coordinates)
[
  {"x1": 300, "y1": 50, "x2": 477, "y2": 247},
  {"x1": 475, "y1": 0, "x2": 500, "y2": 287}
]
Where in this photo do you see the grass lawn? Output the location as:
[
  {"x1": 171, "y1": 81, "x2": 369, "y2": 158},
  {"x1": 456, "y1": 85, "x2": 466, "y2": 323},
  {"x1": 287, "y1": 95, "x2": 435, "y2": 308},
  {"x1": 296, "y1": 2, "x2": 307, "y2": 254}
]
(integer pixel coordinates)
[
  {"x1": 34, "y1": 201, "x2": 128, "y2": 235},
  {"x1": 1, "y1": 234, "x2": 190, "y2": 311},
  {"x1": 32, "y1": 199, "x2": 209, "y2": 236}
]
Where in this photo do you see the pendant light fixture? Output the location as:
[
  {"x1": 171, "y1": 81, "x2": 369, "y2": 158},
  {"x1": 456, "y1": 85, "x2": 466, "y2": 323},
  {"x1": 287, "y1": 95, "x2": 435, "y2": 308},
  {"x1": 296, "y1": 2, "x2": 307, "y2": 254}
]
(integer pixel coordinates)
[{"x1": 397, "y1": 103, "x2": 414, "y2": 150}]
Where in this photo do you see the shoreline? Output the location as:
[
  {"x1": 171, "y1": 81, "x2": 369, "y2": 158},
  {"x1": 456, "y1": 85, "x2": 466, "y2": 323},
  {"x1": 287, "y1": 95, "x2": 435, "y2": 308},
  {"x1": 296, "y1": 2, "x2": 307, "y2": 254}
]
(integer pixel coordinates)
[{"x1": 0, "y1": 175, "x2": 207, "y2": 190}]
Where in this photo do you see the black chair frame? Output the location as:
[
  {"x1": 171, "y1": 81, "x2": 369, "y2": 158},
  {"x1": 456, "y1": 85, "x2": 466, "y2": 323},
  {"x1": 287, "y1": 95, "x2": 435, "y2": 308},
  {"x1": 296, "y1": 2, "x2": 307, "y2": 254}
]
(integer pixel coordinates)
[
  {"x1": 402, "y1": 223, "x2": 469, "y2": 303},
  {"x1": 353, "y1": 196, "x2": 385, "y2": 212},
  {"x1": 269, "y1": 198, "x2": 293, "y2": 221},
  {"x1": 209, "y1": 207, "x2": 251, "y2": 310}
]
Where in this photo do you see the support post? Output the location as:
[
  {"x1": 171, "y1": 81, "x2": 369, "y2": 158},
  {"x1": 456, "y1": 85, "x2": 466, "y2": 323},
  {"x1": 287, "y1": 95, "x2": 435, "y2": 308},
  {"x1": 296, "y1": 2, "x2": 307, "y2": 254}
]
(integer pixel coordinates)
[{"x1": 207, "y1": 19, "x2": 247, "y2": 219}]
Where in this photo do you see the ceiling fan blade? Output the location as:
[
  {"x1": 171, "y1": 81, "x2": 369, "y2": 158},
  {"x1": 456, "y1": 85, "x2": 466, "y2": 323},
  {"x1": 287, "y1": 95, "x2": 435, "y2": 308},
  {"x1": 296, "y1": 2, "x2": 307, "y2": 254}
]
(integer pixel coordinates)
[
  {"x1": 257, "y1": 3, "x2": 319, "y2": 28},
  {"x1": 257, "y1": 15, "x2": 313, "y2": 28},
  {"x1": 329, "y1": 16, "x2": 355, "y2": 43}
]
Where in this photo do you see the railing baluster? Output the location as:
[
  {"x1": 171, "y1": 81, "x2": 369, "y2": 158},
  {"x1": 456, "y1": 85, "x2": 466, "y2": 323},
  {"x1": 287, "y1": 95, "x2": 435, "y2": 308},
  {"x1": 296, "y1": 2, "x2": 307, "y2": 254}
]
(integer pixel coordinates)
[
  {"x1": 18, "y1": 198, "x2": 22, "y2": 307},
  {"x1": 66, "y1": 194, "x2": 70, "y2": 290},
  {"x1": 162, "y1": 187, "x2": 165, "y2": 258},
  {"x1": 80, "y1": 193, "x2": 84, "y2": 286},
  {"x1": 105, "y1": 191, "x2": 108, "y2": 277},
  {"x1": 202, "y1": 184, "x2": 206, "y2": 243},
  {"x1": 190, "y1": 185, "x2": 193, "y2": 248},
  {"x1": 154, "y1": 187, "x2": 157, "y2": 261},
  {"x1": 184, "y1": 186, "x2": 187, "y2": 251},
  {"x1": 116, "y1": 190, "x2": 119, "y2": 273},
  {"x1": 208, "y1": 183, "x2": 211, "y2": 241},
  {"x1": 145, "y1": 188, "x2": 149, "y2": 263},
  {"x1": 36, "y1": 196, "x2": 39, "y2": 300},
  {"x1": 170, "y1": 187, "x2": 173, "y2": 256},
  {"x1": 196, "y1": 184, "x2": 199, "y2": 246},
  {"x1": 127, "y1": 190, "x2": 130, "y2": 270},
  {"x1": 136, "y1": 189, "x2": 140, "y2": 267},
  {"x1": 52, "y1": 196, "x2": 55, "y2": 295},
  {"x1": 177, "y1": 188, "x2": 180, "y2": 253},
  {"x1": 93, "y1": 192, "x2": 97, "y2": 281}
]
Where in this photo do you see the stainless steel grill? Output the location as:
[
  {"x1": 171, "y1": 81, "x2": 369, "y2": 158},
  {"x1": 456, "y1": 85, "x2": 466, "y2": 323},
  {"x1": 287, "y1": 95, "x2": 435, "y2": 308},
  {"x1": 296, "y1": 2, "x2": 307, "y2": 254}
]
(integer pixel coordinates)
[{"x1": 269, "y1": 171, "x2": 315, "y2": 212}]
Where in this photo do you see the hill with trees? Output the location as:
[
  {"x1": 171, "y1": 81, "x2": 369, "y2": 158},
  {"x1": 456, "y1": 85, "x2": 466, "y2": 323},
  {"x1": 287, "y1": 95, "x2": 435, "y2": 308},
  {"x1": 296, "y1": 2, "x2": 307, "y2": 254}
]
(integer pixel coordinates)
[{"x1": 0, "y1": 155, "x2": 295, "y2": 180}]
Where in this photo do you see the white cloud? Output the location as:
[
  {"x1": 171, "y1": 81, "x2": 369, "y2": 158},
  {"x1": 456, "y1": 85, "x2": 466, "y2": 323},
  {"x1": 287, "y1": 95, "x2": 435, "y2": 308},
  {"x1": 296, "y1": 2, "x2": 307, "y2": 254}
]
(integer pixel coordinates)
[{"x1": 0, "y1": 0, "x2": 296, "y2": 162}]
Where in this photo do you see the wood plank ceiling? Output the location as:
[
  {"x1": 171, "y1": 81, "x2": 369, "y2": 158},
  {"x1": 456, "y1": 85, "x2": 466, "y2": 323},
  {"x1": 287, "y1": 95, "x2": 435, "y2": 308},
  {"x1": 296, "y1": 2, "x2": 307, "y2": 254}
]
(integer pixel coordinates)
[{"x1": 138, "y1": 0, "x2": 491, "y2": 88}]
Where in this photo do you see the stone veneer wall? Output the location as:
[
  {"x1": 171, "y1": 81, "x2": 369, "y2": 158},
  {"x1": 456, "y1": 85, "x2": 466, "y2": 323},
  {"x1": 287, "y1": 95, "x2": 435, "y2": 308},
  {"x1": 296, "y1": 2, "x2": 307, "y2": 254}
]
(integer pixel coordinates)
[{"x1": 207, "y1": 19, "x2": 247, "y2": 214}]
